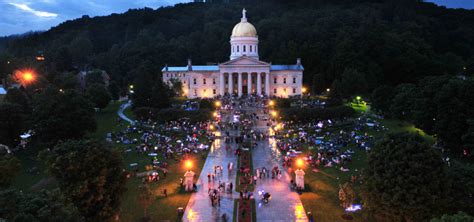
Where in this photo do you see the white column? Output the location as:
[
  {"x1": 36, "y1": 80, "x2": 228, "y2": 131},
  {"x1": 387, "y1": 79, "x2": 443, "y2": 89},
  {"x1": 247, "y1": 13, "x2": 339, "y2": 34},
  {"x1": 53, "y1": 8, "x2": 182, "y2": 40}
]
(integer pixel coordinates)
[
  {"x1": 257, "y1": 73, "x2": 262, "y2": 96},
  {"x1": 238, "y1": 73, "x2": 243, "y2": 97},
  {"x1": 247, "y1": 73, "x2": 252, "y2": 95},
  {"x1": 265, "y1": 73, "x2": 270, "y2": 96},
  {"x1": 219, "y1": 73, "x2": 225, "y2": 96},
  {"x1": 228, "y1": 73, "x2": 233, "y2": 95}
]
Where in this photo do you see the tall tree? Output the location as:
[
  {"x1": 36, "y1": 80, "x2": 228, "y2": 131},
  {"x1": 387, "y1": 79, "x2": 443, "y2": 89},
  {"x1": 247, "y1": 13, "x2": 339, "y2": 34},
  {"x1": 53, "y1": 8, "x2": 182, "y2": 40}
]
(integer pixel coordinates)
[
  {"x1": 0, "y1": 102, "x2": 25, "y2": 146},
  {"x1": 86, "y1": 83, "x2": 111, "y2": 109},
  {"x1": 45, "y1": 140, "x2": 125, "y2": 221},
  {"x1": 0, "y1": 189, "x2": 83, "y2": 221},
  {"x1": 362, "y1": 133, "x2": 449, "y2": 221},
  {"x1": 31, "y1": 87, "x2": 96, "y2": 147},
  {"x1": 0, "y1": 148, "x2": 20, "y2": 188}
]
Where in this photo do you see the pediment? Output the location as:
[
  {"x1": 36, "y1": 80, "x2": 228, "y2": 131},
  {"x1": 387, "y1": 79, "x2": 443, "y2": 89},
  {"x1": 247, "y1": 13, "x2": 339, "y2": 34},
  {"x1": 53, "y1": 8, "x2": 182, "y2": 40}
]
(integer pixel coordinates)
[{"x1": 220, "y1": 56, "x2": 270, "y2": 67}]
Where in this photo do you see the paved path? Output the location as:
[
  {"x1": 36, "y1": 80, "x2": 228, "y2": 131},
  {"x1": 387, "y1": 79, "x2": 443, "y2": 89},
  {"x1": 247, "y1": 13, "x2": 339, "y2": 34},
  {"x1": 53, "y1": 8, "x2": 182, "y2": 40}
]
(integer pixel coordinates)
[
  {"x1": 252, "y1": 114, "x2": 309, "y2": 222},
  {"x1": 117, "y1": 100, "x2": 135, "y2": 125},
  {"x1": 183, "y1": 112, "x2": 238, "y2": 222}
]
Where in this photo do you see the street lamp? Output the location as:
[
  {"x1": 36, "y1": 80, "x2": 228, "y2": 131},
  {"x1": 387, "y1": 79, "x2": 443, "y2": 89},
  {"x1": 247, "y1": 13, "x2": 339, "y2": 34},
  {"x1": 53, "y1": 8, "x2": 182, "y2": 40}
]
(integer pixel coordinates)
[
  {"x1": 271, "y1": 110, "x2": 278, "y2": 118},
  {"x1": 215, "y1": 101, "x2": 222, "y2": 108},
  {"x1": 14, "y1": 69, "x2": 36, "y2": 86},
  {"x1": 301, "y1": 87, "x2": 307, "y2": 94},
  {"x1": 269, "y1": 100, "x2": 275, "y2": 106},
  {"x1": 185, "y1": 160, "x2": 193, "y2": 169},
  {"x1": 326, "y1": 88, "x2": 330, "y2": 92}
]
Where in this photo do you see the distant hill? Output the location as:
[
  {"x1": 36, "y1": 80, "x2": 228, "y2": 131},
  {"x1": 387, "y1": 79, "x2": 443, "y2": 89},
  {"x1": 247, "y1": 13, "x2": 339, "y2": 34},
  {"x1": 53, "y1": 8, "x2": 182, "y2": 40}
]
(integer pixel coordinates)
[{"x1": 1, "y1": 0, "x2": 473, "y2": 93}]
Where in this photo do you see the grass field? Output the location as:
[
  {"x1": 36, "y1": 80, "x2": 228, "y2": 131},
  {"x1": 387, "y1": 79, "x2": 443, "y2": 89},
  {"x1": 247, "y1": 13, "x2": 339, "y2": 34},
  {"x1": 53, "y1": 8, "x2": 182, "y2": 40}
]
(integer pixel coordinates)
[{"x1": 93, "y1": 101, "x2": 210, "y2": 222}]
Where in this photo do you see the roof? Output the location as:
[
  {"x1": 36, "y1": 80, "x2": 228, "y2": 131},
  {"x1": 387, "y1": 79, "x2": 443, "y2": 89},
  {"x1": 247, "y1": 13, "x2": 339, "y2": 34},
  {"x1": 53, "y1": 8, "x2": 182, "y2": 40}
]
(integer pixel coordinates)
[
  {"x1": 270, "y1": 65, "x2": 304, "y2": 71},
  {"x1": 162, "y1": 66, "x2": 219, "y2": 72},
  {"x1": 162, "y1": 64, "x2": 304, "y2": 72}
]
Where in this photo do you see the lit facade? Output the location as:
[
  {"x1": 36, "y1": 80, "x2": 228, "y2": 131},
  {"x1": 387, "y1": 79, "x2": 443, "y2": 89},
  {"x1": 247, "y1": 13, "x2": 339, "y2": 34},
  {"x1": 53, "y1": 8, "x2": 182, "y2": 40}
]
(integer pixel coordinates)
[{"x1": 162, "y1": 9, "x2": 304, "y2": 98}]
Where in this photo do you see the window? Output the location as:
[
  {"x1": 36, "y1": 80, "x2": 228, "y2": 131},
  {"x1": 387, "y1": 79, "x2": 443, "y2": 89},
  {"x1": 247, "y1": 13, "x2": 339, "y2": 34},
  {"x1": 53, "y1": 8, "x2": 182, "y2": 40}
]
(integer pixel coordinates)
[
  {"x1": 203, "y1": 79, "x2": 206, "y2": 85},
  {"x1": 293, "y1": 77, "x2": 296, "y2": 84},
  {"x1": 213, "y1": 89, "x2": 216, "y2": 94},
  {"x1": 250, "y1": 45, "x2": 252, "y2": 52},
  {"x1": 226, "y1": 79, "x2": 228, "y2": 84},
  {"x1": 293, "y1": 88, "x2": 296, "y2": 93},
  {"x1": 213, "y1": 78, "x2": 216, "y2": 84},
  {"x1": 243, "y1": 45, "x2": 246, "y2": 52},
  {"x1": 194, "y1": 89, "x2": 197, "y2": 96},
  {"x1": 166, "y1": 74, "x2": 169, "y2": 77},
  {"x1": 274, "y1": 88, "x2": 277, "y2": 94},
  {"x1": 193, "y1": 78, "x2": 197, "y2": 85},
  {"x1": 274, "y1": 78, "x2": 277, "y2": 84},
  {"x1": 284, "y1": 88, "x2": 287, "y2": 93},
  {"x1": 183, "y1": 74, "x2": 186, "y2": 77},
  {"x1": 283, "y1": 78, "x2": 287, "y2": 84},
  {"x1": 237, "y1": 45, "x2": 239, "y2": 52}
]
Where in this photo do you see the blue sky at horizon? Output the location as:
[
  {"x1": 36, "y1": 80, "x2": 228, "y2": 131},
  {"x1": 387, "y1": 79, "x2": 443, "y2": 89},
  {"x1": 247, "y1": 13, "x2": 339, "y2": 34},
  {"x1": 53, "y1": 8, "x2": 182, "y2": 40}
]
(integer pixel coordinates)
[{"x1": 0, "y1": 0, "x2": 473, "y2": 36}]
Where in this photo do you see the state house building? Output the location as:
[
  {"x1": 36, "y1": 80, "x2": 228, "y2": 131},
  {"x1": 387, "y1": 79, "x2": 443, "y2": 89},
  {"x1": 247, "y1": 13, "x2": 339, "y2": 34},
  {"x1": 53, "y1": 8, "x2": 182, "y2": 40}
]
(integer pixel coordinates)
[{"x1": 162, "y1": 9, "x2": 304, "y2": 98}]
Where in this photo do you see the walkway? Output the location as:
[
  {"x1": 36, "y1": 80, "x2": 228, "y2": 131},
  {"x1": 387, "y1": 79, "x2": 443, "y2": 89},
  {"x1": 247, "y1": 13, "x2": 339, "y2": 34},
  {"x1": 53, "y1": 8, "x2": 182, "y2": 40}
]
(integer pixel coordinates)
[
  {"x1": 183, "y1": 111, "x2": 238, "y2": 222},
  {"x1": 252, "y1": 113, "x2": 308, "y2": 222},
  {"x1": 117, "y1": 100, "x2": 135, "y2": 125}
]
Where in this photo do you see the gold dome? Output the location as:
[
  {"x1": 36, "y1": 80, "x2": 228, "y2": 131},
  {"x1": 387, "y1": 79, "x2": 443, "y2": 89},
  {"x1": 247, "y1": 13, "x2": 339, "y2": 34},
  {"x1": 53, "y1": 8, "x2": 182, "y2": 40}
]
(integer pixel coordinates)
[
  {"x1": 231, "y1": 21, "x2": 257, "y2": 37},
  {"x1": 231, "y1": 9, "x2": 257, "y2": 37}
]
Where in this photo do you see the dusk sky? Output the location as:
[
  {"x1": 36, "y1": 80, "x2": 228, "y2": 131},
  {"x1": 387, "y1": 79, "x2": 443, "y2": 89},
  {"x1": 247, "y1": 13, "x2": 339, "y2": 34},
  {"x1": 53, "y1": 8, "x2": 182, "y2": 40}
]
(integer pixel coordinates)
[{"x1": 0, "y1": 0, "x2": 473, "y2": 36}]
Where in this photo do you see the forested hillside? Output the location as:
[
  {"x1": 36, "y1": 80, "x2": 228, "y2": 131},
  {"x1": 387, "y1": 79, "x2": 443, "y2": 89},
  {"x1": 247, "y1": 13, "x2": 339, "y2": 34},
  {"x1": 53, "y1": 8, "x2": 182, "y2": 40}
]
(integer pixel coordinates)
[{"x1": 1, "y1": 0, "x2": 473, "y2": 95}]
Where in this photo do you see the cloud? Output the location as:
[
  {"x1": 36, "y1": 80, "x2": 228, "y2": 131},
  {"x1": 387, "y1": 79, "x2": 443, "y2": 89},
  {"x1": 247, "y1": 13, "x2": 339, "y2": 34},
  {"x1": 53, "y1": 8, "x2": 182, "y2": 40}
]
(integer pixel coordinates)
[{"x1": 8, "y1": 2, "x2": 58, "y2": 18}]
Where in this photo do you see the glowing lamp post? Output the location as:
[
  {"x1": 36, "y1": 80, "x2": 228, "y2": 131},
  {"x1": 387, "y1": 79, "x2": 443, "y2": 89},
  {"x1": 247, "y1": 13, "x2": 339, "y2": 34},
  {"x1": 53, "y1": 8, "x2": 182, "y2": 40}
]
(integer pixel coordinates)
[
  {"x1": 301, "y1": 87, "x2": 307, "y2": 94},
  {"x1": 269, "y1": 100, "x2": 275, "y2": 107},
  {"x1": 15, "y1": 69, "x2": 36, "y2": 86},
  {"x1": 294, "y1": 159, "x2": 305, "y2": 190},
  {"x1": 215, "y1": 101, "x2": 222, "y2": 108},
  {"x1": 184, "y1": 160, "x2": 195, "y2": 192}
]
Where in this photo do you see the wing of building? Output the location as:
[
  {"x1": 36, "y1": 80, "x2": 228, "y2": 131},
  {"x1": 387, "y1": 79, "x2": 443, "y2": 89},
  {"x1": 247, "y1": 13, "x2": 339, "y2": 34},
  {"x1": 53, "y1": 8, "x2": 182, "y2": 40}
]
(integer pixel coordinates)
[{"x1": 162, "y1": 9, "x2": 304, "y2": 98}]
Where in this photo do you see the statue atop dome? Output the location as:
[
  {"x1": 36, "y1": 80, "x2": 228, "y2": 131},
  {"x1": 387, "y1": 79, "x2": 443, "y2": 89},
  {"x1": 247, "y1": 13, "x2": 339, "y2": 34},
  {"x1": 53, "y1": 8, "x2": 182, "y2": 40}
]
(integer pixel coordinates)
[{"x1": 242, "y1": 8, "x2": 247, "y2": 22}]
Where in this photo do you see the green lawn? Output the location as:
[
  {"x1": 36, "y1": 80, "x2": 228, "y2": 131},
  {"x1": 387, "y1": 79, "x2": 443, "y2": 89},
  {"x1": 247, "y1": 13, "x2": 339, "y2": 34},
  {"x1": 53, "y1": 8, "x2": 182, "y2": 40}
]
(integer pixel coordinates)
[{"x1": 93, "y1": 101, "x2": 210, "y2": 222}]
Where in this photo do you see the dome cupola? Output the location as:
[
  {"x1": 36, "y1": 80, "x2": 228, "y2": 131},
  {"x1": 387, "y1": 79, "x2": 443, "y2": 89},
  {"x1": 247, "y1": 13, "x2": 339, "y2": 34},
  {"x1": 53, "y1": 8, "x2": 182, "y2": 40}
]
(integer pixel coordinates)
[{"x1": 230, "y1": 9, "x2": 259, "y2": 60}]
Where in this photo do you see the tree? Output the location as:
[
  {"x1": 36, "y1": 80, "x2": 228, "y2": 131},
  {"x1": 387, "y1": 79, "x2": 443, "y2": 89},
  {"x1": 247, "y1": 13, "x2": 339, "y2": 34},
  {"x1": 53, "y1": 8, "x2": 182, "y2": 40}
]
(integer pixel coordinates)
[
  {"x1": 0, "y1": 102, "x2": 25, "y2": 146},
  {"x1": 311, "y1": 73, "x2": 326, "y2": 94},
  {"x1": 86, "y1": 83, "x2": 111, "y2": 109},
  {"x1": 431, "y1": 212, "x2": 474, "y2": 222},
  {"x1": 53, "y1": 46, "x2": 73, "y2": 72},
  {"x1": 389, "y1": 84, "x2": 419, "y2": 120},
  {"x1": 0, "y1": 148, "x2": 20, "y2": 188},
  {"x1": 131, "y1": 63, "x2": 155, "y2": 109},
  {"x1": 341, "y1": 68, "x2": 367, "y2": 97},
  {"x1": 31, "y1": 87, "x2": 96, "y2": 147},
  {"x1": 84, "y1": 70, "x2": 105, "y2": 86},
  {"x1": 446, "y1": 161, "x2": 474, "y2": 215},
  {"x1": 169, "y1": 78, "x2": 183, "y2": 96},
  {"x1": 68, "y1": 36, "x2": 93, "y2": 66},
  {"x1": 362, "y1": 133, "x2": 449, "y2": 221},
  {"x1": 4, "y1": 88, "x2": 30, "y2": 113},
  {"x1": 108, "y1": 81, "x2": 121, "y2": 100},
  {"x1": 370, "y1": 85, "x2": 394, "y2": 115},
  {"x1": 0, "y1": 189, "x2": 83, "y2": 221},
  {"x1": 45, "y1": 139, "x2": 125, "y2": 221},
  {"x1": 151, "y1": 79, "x2": 171, "y2": 110}
]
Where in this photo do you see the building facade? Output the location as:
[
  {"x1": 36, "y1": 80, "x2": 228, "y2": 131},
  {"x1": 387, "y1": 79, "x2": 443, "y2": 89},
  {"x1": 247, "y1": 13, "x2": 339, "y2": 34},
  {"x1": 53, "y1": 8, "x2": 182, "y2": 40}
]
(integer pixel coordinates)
[{"x1": 162, "y1": 9, "x2": 304, "y2": 98}]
